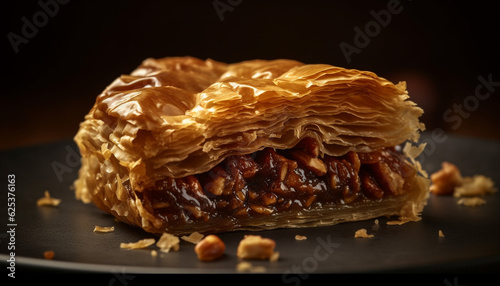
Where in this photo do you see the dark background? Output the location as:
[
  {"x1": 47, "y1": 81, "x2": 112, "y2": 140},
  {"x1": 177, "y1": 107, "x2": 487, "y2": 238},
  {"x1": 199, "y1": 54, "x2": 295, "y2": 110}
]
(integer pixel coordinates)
[{"x1": 1, "y1": 0, "x2": 499, "y2": 151}]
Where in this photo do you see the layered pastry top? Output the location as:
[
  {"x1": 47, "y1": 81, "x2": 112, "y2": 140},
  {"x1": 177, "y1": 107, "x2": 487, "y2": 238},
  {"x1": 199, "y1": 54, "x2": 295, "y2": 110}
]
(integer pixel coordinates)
[{"x1": 77, "y1": 57, "x2": 424, "y2": 192}]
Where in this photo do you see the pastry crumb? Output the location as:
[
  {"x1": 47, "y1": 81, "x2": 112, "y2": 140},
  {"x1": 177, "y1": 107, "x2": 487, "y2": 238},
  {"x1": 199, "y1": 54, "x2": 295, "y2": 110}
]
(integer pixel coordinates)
[
  {"x1": 269, "y1": 251, "x2": 280, "y2": 262},
  {"x1": 454, "y1": 175, "x2": 496, "y2": 198},
  {"x1": 354, "y1": 228, "x2": 374, "y2": 238},
  {"x1": 37, "y1": 190, "x2": 61, "y2": 207},
  {"x1": 295, "y1": 235, "x2": 307, "y2": 241},
  {"x1": 438, "y1": 230, "x2": 445, "y2": 238},
  {"x1": 236, "y1": 261, "x2": 267, "y2": 273}
]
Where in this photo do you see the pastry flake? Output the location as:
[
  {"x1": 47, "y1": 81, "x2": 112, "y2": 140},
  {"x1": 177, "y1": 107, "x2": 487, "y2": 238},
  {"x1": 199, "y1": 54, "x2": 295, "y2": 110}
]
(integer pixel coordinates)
[
  {"x1": 120, "y1": 238, "x2": 155, "y2": 250},
  {"x1": 93, "y1": 225, "x2": 115, "y2": 233},
  {"x1": 156, "y1": 233, "x2": 180, "y2": 253}
]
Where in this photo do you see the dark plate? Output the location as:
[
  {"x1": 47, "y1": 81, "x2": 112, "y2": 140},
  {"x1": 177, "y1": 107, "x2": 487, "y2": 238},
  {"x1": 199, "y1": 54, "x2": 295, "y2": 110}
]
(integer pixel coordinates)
[{"x1": 1, "y1": 133, "x2": 499, "y2": 279}]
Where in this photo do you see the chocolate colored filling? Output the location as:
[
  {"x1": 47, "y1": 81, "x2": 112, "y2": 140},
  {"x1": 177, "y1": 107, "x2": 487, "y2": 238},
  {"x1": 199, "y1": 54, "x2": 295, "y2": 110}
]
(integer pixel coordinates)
[{"x1": 131, "y1": 138, "x2": 416, "y2": 230}]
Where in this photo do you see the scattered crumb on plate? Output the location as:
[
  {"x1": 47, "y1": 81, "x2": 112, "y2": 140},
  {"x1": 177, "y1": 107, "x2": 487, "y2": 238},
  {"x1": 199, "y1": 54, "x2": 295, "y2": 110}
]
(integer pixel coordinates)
[
  {"x1": 354, "y1": 228, "x2": 374, "y2": 238},
  {"x1": 93, "y1": 226, "x2": 115, "y2": 233},
  {"x1": 236, "y1": 261, "x2": 267, "y2": 273},
  {"x1": 438, "y1": 230, "x2": 445, "y2": 238},
  {"x1": 120, "y1": 238, "x2": 155, "y2": 249},
  {"x1": 454, "y1": 175, "x2": 497, "y2": 198},
  {"x1": 181, "y1": 231, "x2": 204, "y2": 244},
  {"x1": 429, "y1": 161, "x2": 496, "y2": 207},
  {"x1": 457, "y1": 197, "x2": 487, "y2": 207},
  {"x1": 295, "y1": 235, "x2": 307, "y2": 241},
  {"x1": 237, "y1": 235, "x2": 277, "y2": 260},
  {"x1": 386, "y1": 218, "x2": 414, "y2": 226},
  {"x1": 156, "y1": 233, "x2": 180, "y2": 253},
  {"x1": 37, "y1": 190, "x2": 61, "y2": 207},
  {"x1": 194, "y1": 234, "x2": 225, "y2": 261},
  {"x1": 429, "y1": 162, "x2": 463, "y2": 195},
  {"x1": 269, "y1": 251, "x2": 280, "y2": 262},
  {"x1": 44, "y1": 250, "x2": 55, "y2": 260}
]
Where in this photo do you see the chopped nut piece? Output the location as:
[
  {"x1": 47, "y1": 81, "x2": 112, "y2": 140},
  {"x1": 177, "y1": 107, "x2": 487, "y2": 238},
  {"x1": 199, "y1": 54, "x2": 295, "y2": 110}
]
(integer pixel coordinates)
[
  {"x1": 37, "y1": 190, "x2": 61, "y2": 207},
  {"x1": 294, "y1": 137, "x2": 320, "y2": 157},
  {"x1": 438, "y1": 230, "x2": 445, "y2": 238},
  {"x1": 429, "y1": 162, "x2": 463, "y2": 195},
  {"x1": 261, "y1": 192, "x2": 278, "y2": 206},
  {"x1": 44, "y1": 250, "x2": 55, "y2": 260},
  {"x1": 151, "y1": 201, "x2": 170, "y2": 209},
  {"x1": 194, "y1": 234, "x2": 226, "y2": 261},
  {"x1": 120, "y1": 238, "x2": 155, "y2": 249},
  {"x1": 278, "y1": 162, "x2": 289, "y2": 181},
  {"x1": 345, "y1": 151, "x2": 361, "y2": 173},
  {"x1": 249, "y1": 204, "x2": 274, "y2": 215},
  {"x1": 205, "y1": 176, "x2": 226, "y2": 196},
  {"x1": 303, "y1": 195, "x2": 316, "y2": 208},
  {"x1": 182, "y1": 204, "x2": 203, "y2": 218},
  {"x1": 204, "y1": 166, "x2": 234, "y2": 196},
  {"x1": 237, "y1": 235, "x2": 276, "y2": 260},
  {"x1": 156, "y1": 233, "x2": 180, "y2": 253},
  {"x1": 290, "y1": 150, "x2": 327, "y2": 176},
  {"x1": 454, "y1": 175, "x2": 497, "y2": 197},
  {"x1": 354, "y1": 228, "x2": 374, "y2": 238},
  {"x1": 360, "y1": 170, "x2": 384, "y2": 199},
  {"x1": 93, "y1": 226, "x2": 115, "y2": 233},
  {"x1": 295, "y1": 235, "x2": 307, "y2": 241},
  {"x1": 457, "y1": 197, "x2": 487, "y2": 207},
  {"x1": 151, "y1": 250, "x2": 158, "y2": 257},
  {"x1": 181, "y1": 232, "x2": 204, "y2": 244}
]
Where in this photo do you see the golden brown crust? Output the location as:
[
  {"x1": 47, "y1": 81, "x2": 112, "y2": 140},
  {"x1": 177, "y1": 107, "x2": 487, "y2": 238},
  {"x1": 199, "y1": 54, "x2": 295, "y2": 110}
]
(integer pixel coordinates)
[{"x1": 73, "y1": 56, "x2": 428, "y2": 234}]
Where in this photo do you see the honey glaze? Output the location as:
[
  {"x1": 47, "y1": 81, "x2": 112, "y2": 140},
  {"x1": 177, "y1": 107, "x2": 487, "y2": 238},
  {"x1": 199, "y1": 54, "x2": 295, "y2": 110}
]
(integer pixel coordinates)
[{"x1": 138, "y1": 137, "x2": 416, "y2": 227}]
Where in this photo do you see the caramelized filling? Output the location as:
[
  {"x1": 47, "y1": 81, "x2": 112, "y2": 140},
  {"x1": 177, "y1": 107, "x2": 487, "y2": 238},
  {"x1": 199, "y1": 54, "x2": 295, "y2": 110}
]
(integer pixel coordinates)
[{"x1": 134, "y1": 138, "x2": 416, "y2": 228}]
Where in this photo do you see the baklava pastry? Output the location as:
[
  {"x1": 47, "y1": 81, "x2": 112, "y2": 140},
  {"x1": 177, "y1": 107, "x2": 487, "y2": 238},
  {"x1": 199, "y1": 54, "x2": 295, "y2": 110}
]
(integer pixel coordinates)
[{"x1": 74, "y1": 56, "x2": 430, "y2": 234}]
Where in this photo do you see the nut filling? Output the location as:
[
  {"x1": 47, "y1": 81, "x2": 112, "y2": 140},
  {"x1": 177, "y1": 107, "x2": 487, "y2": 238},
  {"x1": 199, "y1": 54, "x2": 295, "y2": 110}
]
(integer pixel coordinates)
[{"x1": 132, "y1": 137, "x2": 416, "y2": 231}]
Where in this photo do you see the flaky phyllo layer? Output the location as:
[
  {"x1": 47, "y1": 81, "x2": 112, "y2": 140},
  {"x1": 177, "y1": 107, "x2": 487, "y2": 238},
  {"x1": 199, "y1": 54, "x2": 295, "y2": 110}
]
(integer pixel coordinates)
[{"x1": 74, "y1": 57, "x2": 429, "y2": 234}]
